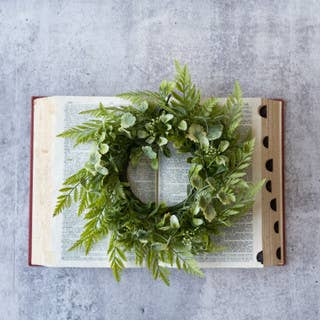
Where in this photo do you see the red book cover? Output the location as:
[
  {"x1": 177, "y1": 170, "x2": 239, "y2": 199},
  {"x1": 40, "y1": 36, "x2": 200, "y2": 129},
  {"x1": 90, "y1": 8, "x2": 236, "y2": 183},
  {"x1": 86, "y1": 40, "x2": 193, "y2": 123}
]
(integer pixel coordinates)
[{"x1": 29, "y1": 96, "x2": 45, "y2": 266}]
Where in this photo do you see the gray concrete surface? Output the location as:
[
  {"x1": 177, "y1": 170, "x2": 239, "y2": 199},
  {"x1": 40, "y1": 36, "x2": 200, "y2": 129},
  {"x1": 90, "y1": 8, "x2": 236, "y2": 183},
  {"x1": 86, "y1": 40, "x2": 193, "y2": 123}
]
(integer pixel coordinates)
[{"x1": 1, "y1": 0, "x2": 319, "y2": 319}]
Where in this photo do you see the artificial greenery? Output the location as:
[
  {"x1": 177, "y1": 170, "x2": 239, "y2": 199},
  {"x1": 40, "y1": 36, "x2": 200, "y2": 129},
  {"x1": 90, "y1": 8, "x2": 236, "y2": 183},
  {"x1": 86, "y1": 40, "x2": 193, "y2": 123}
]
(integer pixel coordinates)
[{"x1": 54, "y1": 61, "x2": 263, "y2": 285}]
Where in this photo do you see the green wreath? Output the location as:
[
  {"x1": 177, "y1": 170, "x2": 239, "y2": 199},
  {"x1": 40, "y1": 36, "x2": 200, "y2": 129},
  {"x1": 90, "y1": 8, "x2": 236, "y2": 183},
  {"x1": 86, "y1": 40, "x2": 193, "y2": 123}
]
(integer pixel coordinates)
[{"x1": 54, "y1": 61, "x2": 263, "y2": 285}]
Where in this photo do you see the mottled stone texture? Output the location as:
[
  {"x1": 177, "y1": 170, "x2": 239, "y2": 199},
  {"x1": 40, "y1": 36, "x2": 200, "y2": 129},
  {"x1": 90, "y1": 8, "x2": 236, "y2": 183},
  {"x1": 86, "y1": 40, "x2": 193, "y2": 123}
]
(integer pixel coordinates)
[{"x1": 0, "y1": 0, "x2": 319, "y2": 319}]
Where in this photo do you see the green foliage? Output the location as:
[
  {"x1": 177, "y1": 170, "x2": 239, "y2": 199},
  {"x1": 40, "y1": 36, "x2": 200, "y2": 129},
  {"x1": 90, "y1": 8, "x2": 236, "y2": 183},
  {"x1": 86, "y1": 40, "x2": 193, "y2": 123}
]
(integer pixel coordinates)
[
  {"x1": 121, "y1": 112, "x2": 136, "y2": 128},
  {"x1": 171, "y1": 60, "x2": 200, "y2": 113},
  {"x1": 57, "y1": 120, "x2": 102, "y2": 146},
  {"x1": 108, "y1": 234, "x2": 127, "y2": 282},
  {"x1": 142, "y1": 146, "x2": 157, "y2": 160},
  {"x1": 54, "y1": 61, "x2": 263, "y2": 285}
]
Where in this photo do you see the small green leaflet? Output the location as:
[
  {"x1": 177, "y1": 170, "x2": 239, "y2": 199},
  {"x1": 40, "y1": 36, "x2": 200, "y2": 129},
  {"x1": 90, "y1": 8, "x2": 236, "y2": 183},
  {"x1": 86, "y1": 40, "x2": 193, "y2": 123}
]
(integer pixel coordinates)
[{"x1": 121, "y1": 112, "x2": 136, "y2": 128}]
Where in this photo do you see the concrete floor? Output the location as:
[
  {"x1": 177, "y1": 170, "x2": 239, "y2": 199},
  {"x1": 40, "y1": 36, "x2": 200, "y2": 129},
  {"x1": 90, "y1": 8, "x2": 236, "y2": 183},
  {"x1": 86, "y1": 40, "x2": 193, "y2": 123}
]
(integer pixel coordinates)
[{"x1": 0, "y1": 1, "x2": 319, "y2": 319}]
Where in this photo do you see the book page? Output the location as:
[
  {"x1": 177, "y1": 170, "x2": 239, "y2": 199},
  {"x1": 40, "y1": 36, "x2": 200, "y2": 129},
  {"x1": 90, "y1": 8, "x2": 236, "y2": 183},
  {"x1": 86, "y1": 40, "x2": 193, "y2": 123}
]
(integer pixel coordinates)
[
  {"x1": 52, "y1": 97, "x2": 137, "y2": 267},
  {"x1": 127, "y1": 157, "x2": 157, "y2": 203},
  {"x1": 158, "y1": 145, "x2": 190, "y2": 206},
  {"x1": 158, "y1": 99, "x2": 263, "y2": 268}
]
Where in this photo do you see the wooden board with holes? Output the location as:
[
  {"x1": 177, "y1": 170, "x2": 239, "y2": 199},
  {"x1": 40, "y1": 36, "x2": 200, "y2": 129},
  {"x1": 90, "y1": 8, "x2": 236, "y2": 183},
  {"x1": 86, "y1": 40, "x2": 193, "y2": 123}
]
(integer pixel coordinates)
[{"x1": 260, "y1": 99, "x2": 285, "y2": 266}]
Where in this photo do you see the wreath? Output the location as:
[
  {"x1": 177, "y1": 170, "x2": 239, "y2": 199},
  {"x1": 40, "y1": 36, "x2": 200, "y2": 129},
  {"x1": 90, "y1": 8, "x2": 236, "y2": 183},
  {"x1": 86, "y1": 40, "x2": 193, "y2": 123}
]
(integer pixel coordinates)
[{"x1": 54, "y1": 61, "x2": 263, "y2": 285}]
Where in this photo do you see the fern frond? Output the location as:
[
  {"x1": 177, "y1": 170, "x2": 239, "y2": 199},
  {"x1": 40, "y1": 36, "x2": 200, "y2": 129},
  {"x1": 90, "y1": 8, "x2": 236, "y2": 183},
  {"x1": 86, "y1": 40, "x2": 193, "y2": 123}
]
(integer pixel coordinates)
[
  {"x1": 79, "y1": 102, "x2": 110, "y2": 117},
  {"x1": 171, "y1": 60, "x2": 200, "y2": 113},
  {"x1": 134, "y1": 242, "x2": 147, "y2": 266},
  {"x1": 118, "y1": 90, "x2": 180, "y2": 115},
  {"x1": 246, "y1": 179, "x2": 266, "y2": 199},
  {"x1": 63, "y1": 168, "x2": 87, "y2": 186},
  {"x1": 53, "y1": 193, "x2": 72, "y2": 216},
  {"x1": 117, "y1": 91, "x2": 164, "y2": 106},
  {"x1": 233, "y1": 80, "x2": 242, "y2": 101},
  {"x1": 79, "y1": 102, "x2": 124, "y2": 117},
  {"x1": 145, "y1": 248, "x2": 170, "y2": 286},
  {"x1": 158, "y1": 266, "x2": 170, "y2": 286},
  {"x1": 78, "y1": 188, "x2": 89, "y2": 216},
  {"x1": 57, "y1": 120, "x2": 103, "y2": 145},
  {"x1": 53, "y1": 169, "x2": 88, "y2": 216},
  {"x1": 174, "y1": 249, "x2": 204, "y2": 277},
  {"x1": 224, "y1": 81, "x2": 244, "y2": 136},
  {"x1": 108, "y1": 233, "x2": 127, "y2": 282}
]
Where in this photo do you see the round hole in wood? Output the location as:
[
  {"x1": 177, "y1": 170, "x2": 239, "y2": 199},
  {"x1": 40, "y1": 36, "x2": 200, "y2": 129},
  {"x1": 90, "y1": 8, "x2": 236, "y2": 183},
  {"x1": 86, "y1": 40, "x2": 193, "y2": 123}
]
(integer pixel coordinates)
[
  {"x1": 276, "y1": 247, "x2": 281, "y2": 260},
  {"x1": 270, "y1": 198, "x2": 277, "y2": 211},
  {"x1": 274, "y1": 221, "x2": 279, "y2": 233},
  {"x1": 259, "y1": 105, "x2": 267, "y2": 118},
  {"x1": 263, "y1": 136, "x2": 269, "y2": 148},
  {"x1": 256, "y1": 251, "x2": 263, "y2": 264},
  {"x1": 266, "y1": 159, "x2": 273, "y2": 172},
  {"x1": 266, "y1": 180, "x2": 272, "y2": 192}
]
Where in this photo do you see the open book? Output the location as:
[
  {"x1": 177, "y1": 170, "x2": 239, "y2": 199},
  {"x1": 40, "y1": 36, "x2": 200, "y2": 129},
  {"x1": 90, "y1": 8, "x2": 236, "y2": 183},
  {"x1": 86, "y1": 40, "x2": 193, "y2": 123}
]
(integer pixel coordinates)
[{"x1": 29, "y1": 96, "x2": 285, "y2": 268}]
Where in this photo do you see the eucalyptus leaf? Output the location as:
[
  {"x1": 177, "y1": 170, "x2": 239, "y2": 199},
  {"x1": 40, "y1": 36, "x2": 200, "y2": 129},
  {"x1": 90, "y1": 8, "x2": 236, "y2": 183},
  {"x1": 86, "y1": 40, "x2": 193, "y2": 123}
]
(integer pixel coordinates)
[
  {"x1": 219, "y1": 140, "x2": 230, "y2": 153},
  {"x1": 206, "y1": 177, "x2": 216, "y2": 190},
  {"x1": 207, "y1": 124, "x2": 223, "y2": 140},
  {"x1": 94, "y1": 163, "x2": 109, "y2": 175},
  {"x1": 178, "y1": 120, "x2": 187, "y2": 131},
  {"x1": 137, "y1": 130, "x2": 148, "y2": 139},
  {"x1": 121, "y1": 112, "x2": 136, "y2": 128},
  {"x1": 160, "y1": 113, "x2": 174, "y2": 123},
  {"x1": 136, "y1": 101, "x2": 148, "y2": 112},
  {"x1": 203, "y1": 203, "x2": 216, "y2": 222},
  {"x1": 199, "y1": 196, "x2": 209, "y2": 210},
  {"x1": 151, "y1": 158, "x2": 159, "y2": 170},
  {"x1": 199, "y1": 135, "x2": 209, "y2": 150},
  {"x1": 99, "y1": 143, "x2": 109, "y2": 154},
  {"x1": 190, "y1": 176, "x2": 203, "y2": 189},
  {"x1": 99, "y1": 131, "x2": 106, "y2": 143},
  {"x1": 118, "y1": 127, "x2": 132, "y2": 138},
  {"x1": 158, "y1": 136, "x2": 168, "y2": 146},
  {"x1": 146, "y1": 136, "x2": 155, "y2": 144},
  {"x1": 187, "y1": 123, "x2": 206, "y2": 143},
  {"x1": 142, "y1": 146, "x2": 157, "y2": 160},
  {"x1": 190, "y1": 203, "x2": 200, "y2": 216}
]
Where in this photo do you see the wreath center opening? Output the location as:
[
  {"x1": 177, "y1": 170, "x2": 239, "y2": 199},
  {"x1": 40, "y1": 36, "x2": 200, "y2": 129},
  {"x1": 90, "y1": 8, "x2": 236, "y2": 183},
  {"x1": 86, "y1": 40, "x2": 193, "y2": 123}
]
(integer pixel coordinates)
[{"x1": 127, "y1": 144, "x2": 190, "y2": 206}]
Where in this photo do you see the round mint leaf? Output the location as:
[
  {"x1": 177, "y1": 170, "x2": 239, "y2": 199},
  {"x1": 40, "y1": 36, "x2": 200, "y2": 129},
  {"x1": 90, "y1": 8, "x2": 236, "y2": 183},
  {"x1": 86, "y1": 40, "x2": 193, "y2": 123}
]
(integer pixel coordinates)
[{"x1": 121, "y1": 112, "x2": 136, "y2": 128}]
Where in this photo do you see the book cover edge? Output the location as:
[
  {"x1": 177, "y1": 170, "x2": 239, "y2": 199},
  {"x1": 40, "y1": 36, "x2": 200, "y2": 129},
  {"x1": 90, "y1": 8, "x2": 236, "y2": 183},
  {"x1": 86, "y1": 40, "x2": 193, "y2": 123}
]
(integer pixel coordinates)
[
  {"x1": 29, "y1": 96, "x2": 45, "y2": 267},
  {"x1": 266, "y1": 98, "x2": 286, "y2": 266}
]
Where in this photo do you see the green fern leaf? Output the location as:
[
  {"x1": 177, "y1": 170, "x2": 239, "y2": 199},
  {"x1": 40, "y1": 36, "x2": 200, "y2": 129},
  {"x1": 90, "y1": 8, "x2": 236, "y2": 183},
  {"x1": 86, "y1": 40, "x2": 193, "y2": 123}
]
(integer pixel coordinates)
[
  {"x1": 57, "y1": 120, "x2": 103, "y2": 145},
  {"x1": 108, "y1": 234, "x2": 127, "y2": 282},
  {"x1": 53, "y1": 194, "x2": 72, "y2": 216},
  {"x1": 117, "y1": 91, "x2": 164, "y2": 106}
]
